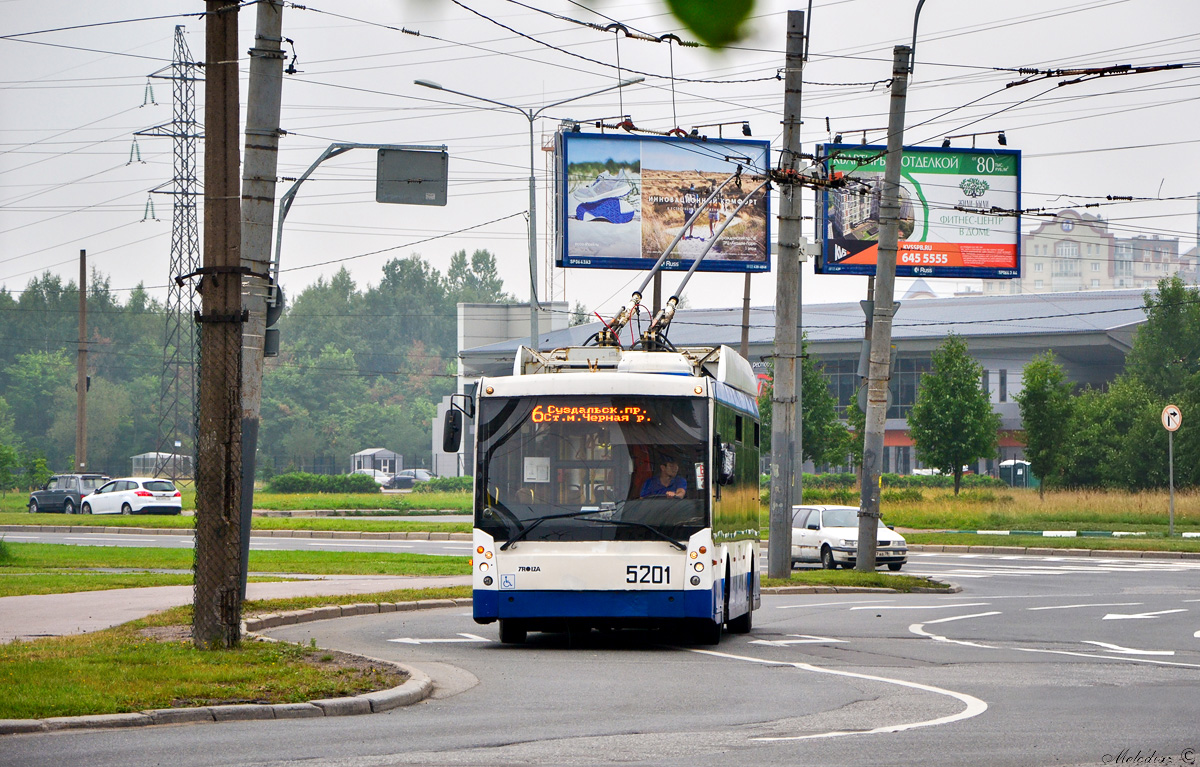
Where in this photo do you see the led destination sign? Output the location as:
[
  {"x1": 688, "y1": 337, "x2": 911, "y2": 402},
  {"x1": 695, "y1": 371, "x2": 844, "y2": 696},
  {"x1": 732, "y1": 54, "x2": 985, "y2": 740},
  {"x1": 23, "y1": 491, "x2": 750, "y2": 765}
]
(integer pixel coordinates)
[{"x1": 531, "y1": 405, "x2": 652, "y2": 424}]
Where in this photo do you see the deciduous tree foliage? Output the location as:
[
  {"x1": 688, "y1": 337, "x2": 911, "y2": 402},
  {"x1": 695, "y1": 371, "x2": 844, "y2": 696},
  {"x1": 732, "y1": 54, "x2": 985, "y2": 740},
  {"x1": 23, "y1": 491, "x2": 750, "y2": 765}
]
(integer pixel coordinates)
[
  {"x1": 1013, "y1": 351, "x2": 1073, "y2": 495},
  {"x1": 907, "y1": 334, "x2": 1001, "y2": 495},
  {"x1": 756, "y1": 337, "x2": 848, "y2": 468},
  {"x1": 0, "y1": 252, "x2": 511, "y2": 480}
]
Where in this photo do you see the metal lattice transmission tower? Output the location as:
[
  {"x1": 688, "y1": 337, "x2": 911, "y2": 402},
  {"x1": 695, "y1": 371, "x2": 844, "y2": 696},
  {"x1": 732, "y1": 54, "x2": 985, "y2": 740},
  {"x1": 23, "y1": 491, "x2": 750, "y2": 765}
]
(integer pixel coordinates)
[{"x1": 137, "y1": 25, "x2": 203, "y2": 481}]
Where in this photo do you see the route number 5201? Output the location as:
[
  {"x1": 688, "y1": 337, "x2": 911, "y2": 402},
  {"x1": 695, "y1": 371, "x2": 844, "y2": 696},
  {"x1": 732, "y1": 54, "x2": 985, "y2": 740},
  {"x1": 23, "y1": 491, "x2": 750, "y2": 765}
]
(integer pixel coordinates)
[{"x1": 626, "y1": 565, "x2": 670, "y2": 584}]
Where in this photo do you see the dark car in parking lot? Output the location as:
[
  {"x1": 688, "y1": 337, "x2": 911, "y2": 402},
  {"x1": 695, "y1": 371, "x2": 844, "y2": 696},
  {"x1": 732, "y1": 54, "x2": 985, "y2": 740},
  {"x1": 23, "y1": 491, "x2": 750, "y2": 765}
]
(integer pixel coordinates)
[
  {"x1": 29, "y1": 473, "x2": 110, "y2": 514},
  {"x1": 386, "y1": 468, "x2": 436, "y2": 489}
]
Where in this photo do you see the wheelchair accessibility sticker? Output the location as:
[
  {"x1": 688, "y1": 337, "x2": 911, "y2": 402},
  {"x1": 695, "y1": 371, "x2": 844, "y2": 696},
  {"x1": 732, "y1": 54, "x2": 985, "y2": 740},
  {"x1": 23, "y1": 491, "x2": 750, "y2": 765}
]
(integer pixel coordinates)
[{"x1": 500, "y1": 574, "x2": 516, "y2": 590}]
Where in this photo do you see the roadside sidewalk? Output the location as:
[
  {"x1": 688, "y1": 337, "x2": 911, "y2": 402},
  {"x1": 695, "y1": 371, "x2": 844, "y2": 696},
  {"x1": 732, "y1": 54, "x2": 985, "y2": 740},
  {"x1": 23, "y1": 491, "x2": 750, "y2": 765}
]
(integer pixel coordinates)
[{"x1": 0, "y1": 574, "x2": 470, "y2": 643}]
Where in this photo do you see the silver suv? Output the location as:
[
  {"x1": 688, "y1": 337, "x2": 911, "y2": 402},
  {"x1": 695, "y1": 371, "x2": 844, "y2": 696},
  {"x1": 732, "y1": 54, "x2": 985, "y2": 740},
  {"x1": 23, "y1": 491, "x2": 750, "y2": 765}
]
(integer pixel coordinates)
[{"x1": 29, "y1": 473, "x2": 110, "y2": 514}]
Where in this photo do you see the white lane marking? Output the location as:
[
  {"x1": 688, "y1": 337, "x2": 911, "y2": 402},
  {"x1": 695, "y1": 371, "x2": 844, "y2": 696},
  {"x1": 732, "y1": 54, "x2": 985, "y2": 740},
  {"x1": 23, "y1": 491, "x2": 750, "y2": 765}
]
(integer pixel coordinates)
[
  {"x1": 910, "y1": 621, "x2": 1200, "y2": 669},
  {"x1": 691, "y1": 648, "x2": 987, "y2": 741},
  {"x1": 749, "y1": 634, "x2": 846, "y2": 647},
  {"x1": 388, "y1": 633, "x2": 489, "y2": 645},
  {"x1": 775, "y1": 600, "x2": 895, "y2": 609},
  {"x1": 1081, "y1": 641, "x2": 1174, "y2": 656},
  {"x1": 1027, "y1": 602, "x2": 1143, "y2": 611},
  {"x1": 922, "y1": 612, "x2": 1002, "y2": 625},
  {"x1": 1103, "y1": 609, "x2": 1188, "y2": 621},
  {"x1": 66, "y1": 536, "x2": 158, "y2": 542},
  {"x1": 0, "y1": 535, "x2": 38, "y2": 539},
  {"x1": 851, "y1": 602, "x2": 989, "y2": 611}
]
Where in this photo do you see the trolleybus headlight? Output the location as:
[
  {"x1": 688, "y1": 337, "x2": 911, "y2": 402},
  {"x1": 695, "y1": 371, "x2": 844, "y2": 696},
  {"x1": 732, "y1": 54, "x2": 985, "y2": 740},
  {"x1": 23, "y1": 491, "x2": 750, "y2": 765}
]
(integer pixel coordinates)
[
  {"x1": 690, "y1": 576, "x2": 701, "y2": 586},
  {"x1": 479, "y1": 562, "x2": 489, "y2": 571},
  {"x1": 485, "y1": 551, "x2": 493, "y2": 559},
  {"x1": 694, "y1": 562, "x2": 704, "y2": 572},
  {"x1": 483, "y1": 576, "x2": 493, "y2": 586},
  {"x1": 689, "y1": 551, "x2": 698, "y2": 559}
]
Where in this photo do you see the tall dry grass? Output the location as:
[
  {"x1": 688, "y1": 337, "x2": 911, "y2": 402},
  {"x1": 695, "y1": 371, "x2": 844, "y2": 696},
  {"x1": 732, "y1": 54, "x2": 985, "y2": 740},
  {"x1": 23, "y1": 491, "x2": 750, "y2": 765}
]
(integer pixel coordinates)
[{"x1": 882, "y1": 487, "x2": 1200, "y2": 531}]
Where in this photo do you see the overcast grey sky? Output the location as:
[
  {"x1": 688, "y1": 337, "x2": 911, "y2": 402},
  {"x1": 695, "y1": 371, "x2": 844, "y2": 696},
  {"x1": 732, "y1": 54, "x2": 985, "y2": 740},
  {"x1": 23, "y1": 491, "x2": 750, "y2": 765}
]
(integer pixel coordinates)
[{"x1": 3, "y1": 0, "x2": 1198, "y2": 320}]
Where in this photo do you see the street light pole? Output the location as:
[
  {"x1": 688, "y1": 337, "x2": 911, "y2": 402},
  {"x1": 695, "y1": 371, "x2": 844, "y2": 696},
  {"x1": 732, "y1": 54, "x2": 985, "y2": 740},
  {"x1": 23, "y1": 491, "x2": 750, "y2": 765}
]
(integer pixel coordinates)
[{"x1": 414, "y1": 78, "x2": 643, "y2": 350}]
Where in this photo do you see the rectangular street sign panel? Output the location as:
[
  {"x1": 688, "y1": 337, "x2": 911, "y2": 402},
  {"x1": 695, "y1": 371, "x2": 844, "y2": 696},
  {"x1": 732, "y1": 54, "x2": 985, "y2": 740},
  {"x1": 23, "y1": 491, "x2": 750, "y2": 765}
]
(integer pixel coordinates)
[
  {"x1": 556, "y1": 131, "x2": 772, "y2": 273},
  {"x1": 815, "y1": 143, "x2": 1021, "y2": 279},
  {"x1": 376, "y1": 148, "x2": 448, "y2": 206}
]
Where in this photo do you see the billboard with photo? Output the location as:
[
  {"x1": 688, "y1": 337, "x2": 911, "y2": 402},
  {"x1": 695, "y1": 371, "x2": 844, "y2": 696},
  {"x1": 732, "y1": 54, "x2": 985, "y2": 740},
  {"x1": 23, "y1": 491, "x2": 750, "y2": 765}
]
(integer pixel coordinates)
[
  {"x1": 556, "y1": 131, "x2": 772, "y2": 273},
  {"x1": 815, "y1": 143, "x2": 1021, "y2": 279}
]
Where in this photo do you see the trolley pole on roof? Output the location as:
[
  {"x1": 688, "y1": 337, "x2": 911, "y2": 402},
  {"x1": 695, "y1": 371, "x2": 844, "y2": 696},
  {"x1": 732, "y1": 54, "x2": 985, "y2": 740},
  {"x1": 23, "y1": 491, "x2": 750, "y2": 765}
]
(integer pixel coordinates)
[{"x1": 767, "y1": 10, "x2": 805, "y2": 580}]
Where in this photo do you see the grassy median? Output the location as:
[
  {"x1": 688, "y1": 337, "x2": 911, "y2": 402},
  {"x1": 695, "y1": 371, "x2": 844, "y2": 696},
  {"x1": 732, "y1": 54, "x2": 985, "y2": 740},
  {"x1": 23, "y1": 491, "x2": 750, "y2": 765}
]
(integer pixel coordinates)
[{"x1": 0, "y1": 588, "x2": 464, "y2": 721}]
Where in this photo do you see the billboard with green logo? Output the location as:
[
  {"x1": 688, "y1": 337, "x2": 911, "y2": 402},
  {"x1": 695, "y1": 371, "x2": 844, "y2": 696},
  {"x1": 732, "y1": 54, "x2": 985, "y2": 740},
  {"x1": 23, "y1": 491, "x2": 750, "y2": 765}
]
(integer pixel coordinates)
[{"x1": 815, "y1": 143, "x2": 1021, "y2": 279}]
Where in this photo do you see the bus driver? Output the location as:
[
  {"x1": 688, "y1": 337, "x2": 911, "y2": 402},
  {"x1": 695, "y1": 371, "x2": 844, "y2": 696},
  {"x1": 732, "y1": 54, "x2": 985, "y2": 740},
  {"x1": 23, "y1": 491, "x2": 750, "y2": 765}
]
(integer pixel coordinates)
[{"x1": 640, "y1": 457, "x2": 687, "y2": 499}]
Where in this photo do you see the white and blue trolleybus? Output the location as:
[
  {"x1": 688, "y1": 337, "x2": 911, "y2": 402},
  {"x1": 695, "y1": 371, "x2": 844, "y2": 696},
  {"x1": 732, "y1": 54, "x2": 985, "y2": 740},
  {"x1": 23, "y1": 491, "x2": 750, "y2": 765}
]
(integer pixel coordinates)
[
  {"x1": 444, "y1": 342, "x2": 761, "y2": 645},
  {"x1": 443, "y1": 161, "x2": 769, "y2": 644}
]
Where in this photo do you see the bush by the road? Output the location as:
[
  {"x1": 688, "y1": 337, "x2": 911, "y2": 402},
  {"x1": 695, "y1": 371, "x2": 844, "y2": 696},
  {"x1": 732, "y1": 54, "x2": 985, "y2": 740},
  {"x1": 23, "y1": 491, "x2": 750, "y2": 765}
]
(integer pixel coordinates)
[
  {"x1": 265, "y1": 472, "x2": 380, "y2": 494},
  {"x1": 413, "y1": 476, "x2": 473, "y2": 494}
]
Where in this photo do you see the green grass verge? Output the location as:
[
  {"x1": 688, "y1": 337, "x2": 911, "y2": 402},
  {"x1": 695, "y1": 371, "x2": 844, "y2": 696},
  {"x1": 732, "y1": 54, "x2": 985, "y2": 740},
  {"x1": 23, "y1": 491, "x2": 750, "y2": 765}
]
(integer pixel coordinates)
[
  {"x1": 762, "y1": 569, "x2": 948, "y2": 591},
  {"x1": 906, "y1": 532, "x2": 1200, "y2": 552},
  {"x1": 1, "y1": 587, "x2": 471, "y2": 720},
  {"x1": 0, "y1": 571, "x2": 289, "y2": 598},
  {"x1": 0, "y1": 609, "x2": 404, "y2": 720},
  {"x1": 0, "y1": 511, "x2": 472, "y2": 534},
  {"x1": 1, "y1": 542, "x2": 468, "y2": 577}
]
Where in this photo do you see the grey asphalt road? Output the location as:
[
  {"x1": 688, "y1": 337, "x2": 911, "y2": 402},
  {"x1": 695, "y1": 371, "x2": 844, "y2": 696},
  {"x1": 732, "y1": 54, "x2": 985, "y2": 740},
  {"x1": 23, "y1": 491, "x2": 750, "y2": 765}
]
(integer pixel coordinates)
[{"x1": 3, "y1": 552, "x2": 1198, "y2": 767}]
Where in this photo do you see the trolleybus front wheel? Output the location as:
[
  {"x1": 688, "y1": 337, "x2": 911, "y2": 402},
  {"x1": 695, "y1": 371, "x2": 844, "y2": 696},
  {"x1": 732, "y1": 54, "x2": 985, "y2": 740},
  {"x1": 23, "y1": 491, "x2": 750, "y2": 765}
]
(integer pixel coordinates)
[{"x1": 498, "y1": 620, "x2": 527, "y2": 645}]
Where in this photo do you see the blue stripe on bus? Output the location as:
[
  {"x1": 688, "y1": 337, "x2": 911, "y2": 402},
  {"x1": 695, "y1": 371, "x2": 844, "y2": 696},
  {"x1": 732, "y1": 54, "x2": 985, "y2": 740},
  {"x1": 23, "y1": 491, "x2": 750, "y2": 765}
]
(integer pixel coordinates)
[
  {"x1": 712, "y1": 381, "x2": 759, "y2": 417},
  {"x1": 474, "y1": 587, "x2": 719, "y2": 620}
]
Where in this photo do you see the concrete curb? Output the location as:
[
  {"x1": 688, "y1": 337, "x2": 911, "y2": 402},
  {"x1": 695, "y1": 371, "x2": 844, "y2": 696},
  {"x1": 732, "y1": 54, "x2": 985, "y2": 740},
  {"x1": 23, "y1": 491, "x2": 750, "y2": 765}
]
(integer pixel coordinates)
[
  {"x1": 0, "y1": 524, "x2": 473, "y2": 541},
  {"x1": 0, "y1": 598, "x2": 473, "y2": 737}
]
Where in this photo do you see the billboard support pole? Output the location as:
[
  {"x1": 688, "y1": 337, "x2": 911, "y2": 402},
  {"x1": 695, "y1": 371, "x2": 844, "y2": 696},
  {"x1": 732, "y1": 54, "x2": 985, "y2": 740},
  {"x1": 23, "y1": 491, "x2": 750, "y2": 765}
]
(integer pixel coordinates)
[
  {"x1": 767, "y1": 10, "x2": 805, "y2": 581},
  {"x1": 857, "y1": 45, "x2": 912, "y2": 572}
]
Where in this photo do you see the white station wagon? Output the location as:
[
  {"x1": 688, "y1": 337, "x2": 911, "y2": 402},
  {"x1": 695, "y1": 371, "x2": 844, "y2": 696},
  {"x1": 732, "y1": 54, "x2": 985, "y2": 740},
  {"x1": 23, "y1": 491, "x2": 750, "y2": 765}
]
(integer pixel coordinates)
[
  {"x1": 81, "y1": 477, "x2": 183, "y2": 515},
  {"x1": 790, "y1": 504, "x2": 908, "y2": 571}
]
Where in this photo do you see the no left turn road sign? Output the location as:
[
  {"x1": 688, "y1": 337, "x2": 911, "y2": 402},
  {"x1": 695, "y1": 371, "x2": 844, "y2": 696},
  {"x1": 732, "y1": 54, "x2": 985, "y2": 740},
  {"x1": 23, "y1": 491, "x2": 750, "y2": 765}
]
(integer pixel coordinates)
[{"x1": 1162, "y1": 404, "x2": 1182, "y2": 432}]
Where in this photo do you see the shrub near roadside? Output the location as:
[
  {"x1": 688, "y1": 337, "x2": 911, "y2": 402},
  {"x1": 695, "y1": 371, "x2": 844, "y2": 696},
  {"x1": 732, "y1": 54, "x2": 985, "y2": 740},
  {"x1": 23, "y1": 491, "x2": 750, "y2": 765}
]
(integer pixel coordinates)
[
  {"x1": 265, "y1": 472, "x2": 380, "y2": 494},
  {"x1": 412, "y1": 476, "x2": 473, "y2": 493}
]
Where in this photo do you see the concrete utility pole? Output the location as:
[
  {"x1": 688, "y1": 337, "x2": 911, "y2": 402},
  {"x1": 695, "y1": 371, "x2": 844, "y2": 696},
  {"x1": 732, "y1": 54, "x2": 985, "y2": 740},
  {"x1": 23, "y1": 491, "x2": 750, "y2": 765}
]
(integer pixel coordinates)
[
  {"x1": 194, "y1": 0, "x2": 244, "y2": 649},
  {"x1": 856, "y1": 45, "x2": 912, "y2": 572},
  {"x1": 75, "y1": 250, "x2": 87, "y2": 472},
  {"x1": 238, "y1": 0, "x2": 286, "y2": 599},
  {"x1": 767, "y1": 10, "x2": 805, "y2": 580}
]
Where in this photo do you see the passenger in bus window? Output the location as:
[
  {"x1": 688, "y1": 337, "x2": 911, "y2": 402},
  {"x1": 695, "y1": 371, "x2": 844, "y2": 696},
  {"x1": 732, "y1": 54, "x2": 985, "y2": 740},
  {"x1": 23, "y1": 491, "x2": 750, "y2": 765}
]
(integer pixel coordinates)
[{"x1": 640, "y1": 457, "x2": 687, "y2": 499}]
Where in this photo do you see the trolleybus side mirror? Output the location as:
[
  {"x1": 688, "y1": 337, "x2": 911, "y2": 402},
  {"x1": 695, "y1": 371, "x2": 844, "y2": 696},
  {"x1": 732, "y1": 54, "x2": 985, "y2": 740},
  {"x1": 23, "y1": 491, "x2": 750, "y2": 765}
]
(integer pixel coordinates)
[
  {"x1": 443, "y1": 409, "x2": 463, "y2": 453},
  {"x1": 718, "y1": 442, "x2": 736, "y2": 485}
]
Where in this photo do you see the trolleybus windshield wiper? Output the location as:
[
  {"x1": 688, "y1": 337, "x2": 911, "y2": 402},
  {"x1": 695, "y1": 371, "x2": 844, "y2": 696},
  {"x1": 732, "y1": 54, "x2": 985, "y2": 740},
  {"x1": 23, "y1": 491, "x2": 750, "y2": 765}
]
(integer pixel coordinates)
[
  {"x1": 499, "y1": 509, "x2": 609, "y2": 551},
  {"x1": 585, "y1": 517, "x2": 688, "y2": 551}
]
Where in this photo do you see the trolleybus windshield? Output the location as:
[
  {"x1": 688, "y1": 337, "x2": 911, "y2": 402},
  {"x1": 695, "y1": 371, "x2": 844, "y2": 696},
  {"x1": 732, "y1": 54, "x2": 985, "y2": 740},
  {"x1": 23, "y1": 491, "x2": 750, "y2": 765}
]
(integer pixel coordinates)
[{"x1": 475, "y1": 395, "x2": 708, "y2": 545}]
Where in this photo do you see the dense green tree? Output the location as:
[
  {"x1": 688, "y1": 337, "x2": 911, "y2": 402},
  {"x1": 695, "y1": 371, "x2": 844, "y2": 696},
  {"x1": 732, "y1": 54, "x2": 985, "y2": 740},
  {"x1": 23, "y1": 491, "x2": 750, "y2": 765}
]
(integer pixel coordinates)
[
  {"x1": 1014, "y1": 351, "x2": 1074, "y2": 496},
  {"x1": 3, "y1": 350, "x2": 73, "y2": 460},
  {"x1": 1061, "y1": 377, "x2": 1163, "y2": 489},
  {"x1": 907, "y1": 334, "x2": 1001, "y2": 494},
  {"x1": 756, "y1": 338, "x2": 848, "y2": 467},
  {"x1": 1124, "y1": 275, "x2": 1200, "y2": 399},
  {"x1": 446, "y1": 249, "x2": 512, "y2": 306}
]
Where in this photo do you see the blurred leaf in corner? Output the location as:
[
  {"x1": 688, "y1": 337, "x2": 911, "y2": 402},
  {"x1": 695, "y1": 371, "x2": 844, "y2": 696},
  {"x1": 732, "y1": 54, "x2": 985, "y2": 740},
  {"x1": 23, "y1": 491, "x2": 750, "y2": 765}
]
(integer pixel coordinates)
[{"x1": 663, "y1": 0, "x2": 756, "y2": 47}]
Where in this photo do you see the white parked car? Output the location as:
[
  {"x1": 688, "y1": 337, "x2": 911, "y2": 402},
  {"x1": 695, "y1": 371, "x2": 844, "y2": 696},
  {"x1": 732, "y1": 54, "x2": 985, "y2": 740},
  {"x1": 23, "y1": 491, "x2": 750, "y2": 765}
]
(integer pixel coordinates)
[
  {"x1": 81, "y1": 477, "x2": 183, "y2": 515},
  {"x1": 790, "y1": 504, "x2": 908, "y2": 571},
  {"x1": 350, "y1": 468, "x2": 392, "y2": 486}
]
